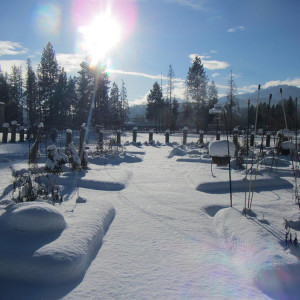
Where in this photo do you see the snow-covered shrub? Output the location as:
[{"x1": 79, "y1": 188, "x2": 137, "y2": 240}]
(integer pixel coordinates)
[
  {"x1": 13, "y1": 172, "x2": 63, "y2": 203},
  {"x1": 49, "y1": 128, "x2": 58, "y2": 143},
  {"x1": 29, "y1": 122, "x2": 43, "y2": 163},
  {"x1": 68, "y1": 141, "x2": 81, "y2": 170},
  {"x1": 45, "y1": 145, "x2": 68, "y2": 173}
]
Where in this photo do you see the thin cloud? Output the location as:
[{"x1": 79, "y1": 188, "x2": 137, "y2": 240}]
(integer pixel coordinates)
[
  {"x1": 108, "y1": 68, "x2": 185, "y2": 83},
  {"x1": 167, "y1": 0, "x2": 208, "y2": 11},
  {"x1": 0, "y1": 60, "x2": 27, "y2": 73},
  {"x1": 0, "y1": 41, "x2": 28, "y2": 56},
  {"x1": 189, "y1": 54, "x2": 230, "y2": 70},
  {"x1": 227, "y1": 26, "x2": 245, "y2": 33},
  {"x1": 212, "y1": 73, "x2": 220, "y2": 77},
  {"x1": 263, "y1": 78, "x2": 300, "y2": 89},
  {"x1": 56, "y1": 53, "x2": 85, "y2": 74}
]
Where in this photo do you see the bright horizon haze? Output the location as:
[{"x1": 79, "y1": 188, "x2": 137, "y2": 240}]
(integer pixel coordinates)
[{"x1": 0, "y1": 0, "x2": 299, "y2": 105}]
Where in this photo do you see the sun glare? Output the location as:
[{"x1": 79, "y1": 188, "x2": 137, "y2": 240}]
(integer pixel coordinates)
[{"x1": 79, "y1": 11, "x2": 121, "y2": 66}]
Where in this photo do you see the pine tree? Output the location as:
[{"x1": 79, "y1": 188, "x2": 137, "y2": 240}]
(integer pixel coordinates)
[
  {"x1": 76, "y1": 61, "x2": 94, "y2": 127},
  {"x1": 110, "y1": 82, "x2": 120, "y2": 127},
  {"x1": 166, "y1": 65, "x2": 175, "y2": 129},
  {"x1": 93, "y1": 67, "x2": 110, "y2": 127},
  {"x1": 24, "y1": 58, "x2": 39, "y2": 126},
  {"x1": 186, "y1": 55, "x2": 208, "y2": 132},
  {"x1": 37, "y1": 42, "x2": 60, "y2": 127},
  {"x1": 171, "y1": 97, "x2": 179, "y2": 130},
  {"x1": 120, "y1": 80, "x2": 129, "y2": 126},
  {"x1": 207, "y1": 81, "x2": 218, "y2": 124},
  {"x1": 146, "y1": 82, "x2": 164, "y2": 131},
  {"x1": 0, "y1": 69, "x2": 10, "y2": 123},
  {"x1": 225, "y1": 70, "x2": 239, "y2": 132},
  {"x1": 9, "y1": 65, "x2": 23, "y2": 124},
  {"x1": 66, "y1": 76, "x2": 78, "y2": 129},
  {"x1": 52, "y1": 68, "x2": 68, "y2": 128}
]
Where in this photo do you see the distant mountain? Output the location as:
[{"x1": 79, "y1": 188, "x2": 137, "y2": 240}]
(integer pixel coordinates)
[
  {"x1": 219, "y1": 85, "x2": 300, "y2": 107},
  {"x1": 129, "y1": 104, "x2": 147, "y2": 119}
]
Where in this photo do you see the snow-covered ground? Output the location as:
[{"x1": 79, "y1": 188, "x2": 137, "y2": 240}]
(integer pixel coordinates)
[{"x1": 0, "y1": 132, "x2": 299, "y2": 299}]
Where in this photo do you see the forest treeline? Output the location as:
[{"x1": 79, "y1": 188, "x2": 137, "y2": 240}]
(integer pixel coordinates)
[
  {"x1": 0, "y1": 42, "x2": 298, "y2": 132},
  {"x1": 0, "y1": 42, "x2": 129, "y2": 130},
  {"x1": 144, "y1": 56, "x2": 299, "y2": 133}
]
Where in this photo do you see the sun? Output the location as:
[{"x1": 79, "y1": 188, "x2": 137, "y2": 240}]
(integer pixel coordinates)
[{"x1": 78, "y1": 11, "x2": 121, "y2": 66}]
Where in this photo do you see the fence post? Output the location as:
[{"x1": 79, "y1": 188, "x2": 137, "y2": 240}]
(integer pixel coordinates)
[
  {"x1": 133, "y1": 127, "x2": 137, "y2": 143},
  {"x1": 98, "y1": 130, "x2": 104, "y2": 149},
  {"x1": 266, "y1": 132, "x2": 271, "y2": 147},
  {"x1": 117, "y1": 129, "x2": 121, "y2": 145},
  {"x1": 2, "y1": 123, "x2": 9, "y2": 143},
  {"x1": 199, "y1": 130, "x2": 204, "y2": 144},
  {"x1": 149, "y1": 129, "x2": 153, "y2": 143},
  {"x1": 183, "y1": 127, "x2": 188, "y2": 145},
  {"x1": 19, "y1": 126, "x2": 25, "y2": 142},
  {"x1": 10, "y1": 121, "x2": 17, "y2": 143},
  {"x1": 79, "y1": 123, "x2": 86, "y2": 159},
  {"x1": 250, "y1": 131, "x2": 255, "y2": 147},
  {"x1": 165, "y1": 129, "x2": 170, "y2": 144}
]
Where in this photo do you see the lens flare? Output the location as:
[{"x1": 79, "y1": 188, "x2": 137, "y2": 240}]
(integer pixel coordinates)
[
  {"x1": 73, "y1": 0, "x2": 137, "y2": 66},
  {"x1": 78, "y1": 10, "x2": 121, "y2": 66},
  {"x1": 33, "y1": 2, "x2": 61, "y2": 37}
]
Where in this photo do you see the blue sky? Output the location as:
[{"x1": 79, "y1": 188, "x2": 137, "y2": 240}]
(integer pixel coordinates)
[{"x1": 0, "y1": 0, "x2": 299, "y2": 105}]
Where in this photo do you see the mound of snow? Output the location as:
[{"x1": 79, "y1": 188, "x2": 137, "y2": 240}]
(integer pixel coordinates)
[
  {"x1": 280, "y1": 141, "x2": 296, "y2": 152},
  {"x1": 209, "y1": 140, "x2": 235, "y2": 157},
  {"x1": 0, "y1": 200, "x2": 115, "y2": 283},
  {"x1": 168, "y1": 146, "x2": 187, "y2": 158},
  {"x1": 1, "y1": 202, "x2": 66, "y2": 233}
]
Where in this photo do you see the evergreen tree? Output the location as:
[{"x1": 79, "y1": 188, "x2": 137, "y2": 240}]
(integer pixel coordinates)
[
  {"x1": 146, "y1": 82, "x2": 164, "y2": 131},
  {"x1": 66, "y1": 76, "x2": 78, "y2": 129},
  {"x1": 76, "y1": 61, "x2": 94, "y2": 127},
  {"x1": 24, "y1": 58, "x2": 39, "y2": 126},
  {"x1": 225, "y1": 70, "x2": 239, "y2": 132},
  {"x1": 207, "y1": 80, "x2": 218, "y2": 124},
  {"x1": 52, "y1": 68, "x2": 68, "y2": 128},
  {"x1": 9, "y1": 65, "x2": 23, "y2": 123},
  {"x1": 0, "y1": 69, "x2": 10, "y2": 123},
  {"x1": 93, "y1": 67, "x2": 110, "y2": 127},
  {"x1": 166, "y1": 65, "x2": 175, "y2": 129},
  {"x1": 120, "y1": 80, "x2": 129, "y2": 126},
  {"x1": 37, "y1": 42, "x2": 60, "y2": 127},
  {"x1": 110, "y1": 82, "x2": 120, "y2": 127},
  {"x1": 171, "y1": 97, "x2": 179, "y2": 130},
  {"x1": 186, "y1": 55, "x2": 208, "y2": 132}
]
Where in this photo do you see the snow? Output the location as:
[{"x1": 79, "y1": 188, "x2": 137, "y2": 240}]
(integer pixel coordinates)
[
  {"x1": 0, "y1": 131, "x2": 299, "y2": 299},
  {"x1": 209, "y1": 139, "x2": 235, "y2": 157},
  {"x1": 0, "y1": 201, "x2": 66, "y2": 232},
  {"x1": 281, "y1": 141, "x2": 296, "y2": 152}
]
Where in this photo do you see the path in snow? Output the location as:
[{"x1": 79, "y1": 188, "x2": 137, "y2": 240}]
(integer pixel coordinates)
[{"x1": 65, "y1": 143, "x2": 269, "y2": 299}]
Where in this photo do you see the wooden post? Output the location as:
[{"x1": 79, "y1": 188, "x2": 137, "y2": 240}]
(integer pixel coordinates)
[
  {"x1": 10, "y1": 121, "x2": 17, "y2": 143},
  {"x1": 149, "y1": 129, "x2": 153, "y2": 143},
  {"x1": 2, "y1": 123, "x2": 9, "y2": 143},
  {"x1": 19, "y1": 126, "x2": 25, "y2": 142},
  {"x1": 183, "y1": 127, "x2": 188, "y2": 145},
  {"x1": 117, "y1": 129, "x2": 121, "y2": 145},
  {"x1": 133, "y1": 127, "x2": 137, "y2": 143},
  {"x1": 199, "y1": 130, "x2": 204, "y2": 144},
  {"x1": 266, "y1": 132, "x2": 271, "y2": 147},
  {"x1": 98, "y1": 130, "x2": 104, "y2": 149},
  {"x1": 165, "y1": 129, "x2": 170, "y2": 143},
  {"x1": 250, "y1": 132, "x2": 255, "y2": 147}
]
